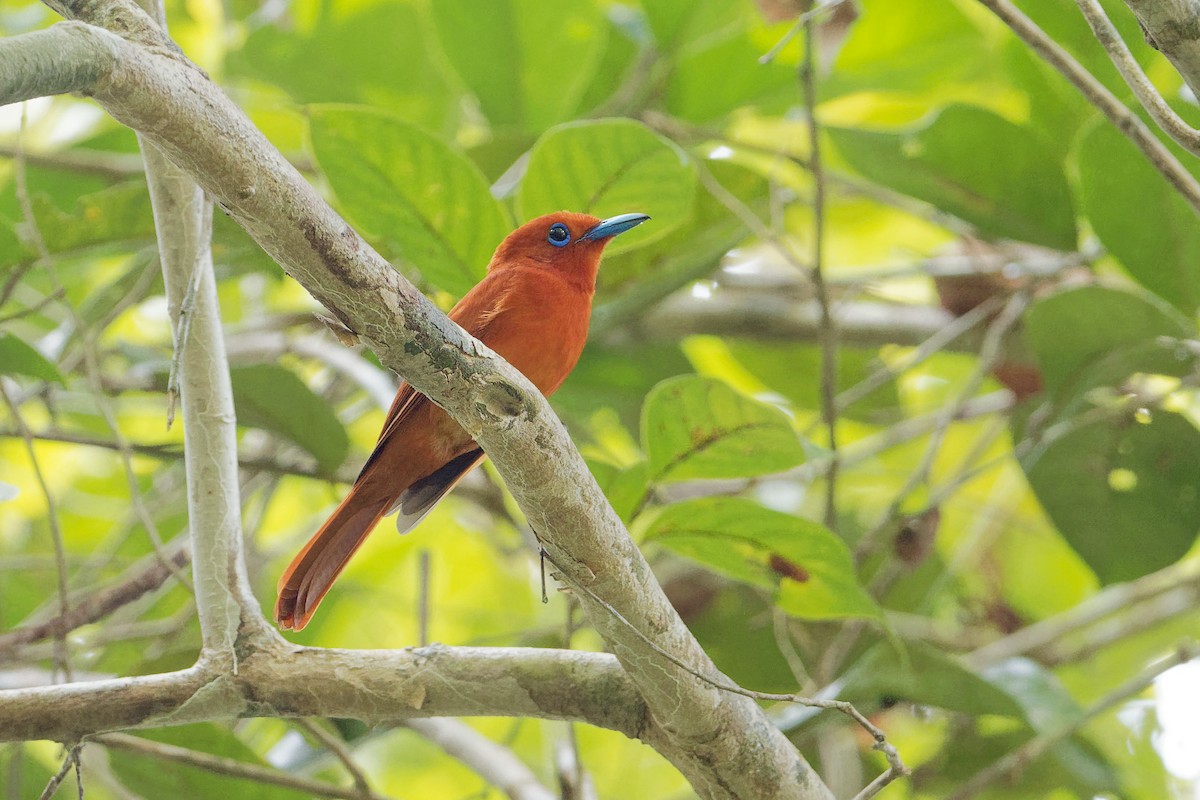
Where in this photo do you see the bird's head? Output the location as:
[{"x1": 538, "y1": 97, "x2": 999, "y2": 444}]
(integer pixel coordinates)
[{"x1": 488, "y1": 211, "x2": 650, "y2": 290}]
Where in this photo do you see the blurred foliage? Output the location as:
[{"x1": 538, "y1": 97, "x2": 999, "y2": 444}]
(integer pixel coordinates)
[{"x1": 2, "y1": 0, "x2": 1199, "y2": 798}]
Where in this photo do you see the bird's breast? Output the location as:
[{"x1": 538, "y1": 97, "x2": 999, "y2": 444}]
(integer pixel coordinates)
[{"x1": 484, "y1": 280, "x2": 592, "y2": 397}]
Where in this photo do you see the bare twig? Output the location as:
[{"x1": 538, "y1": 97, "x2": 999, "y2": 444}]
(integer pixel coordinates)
[
  {"x1": 965, "y1": 560, "x2": 1200, "y2": 669},
  {"x1": 403, "y1": 719, "x2": 556, "y2": 800},
  {"x1": 801, "y1": 16, "x2": 840, "y2": 532},
  {"x1": 97, "y1": 734, "x2": 393, "y2": 800},
  {"x1": 1074, "y1": 0, "x2": 1200, "y2": 157},
  {"x1": 0, "y1": 545, "x2": 189, "y2": 656},
  {"x1": 36, "y1": 744, "x2": 82, "y2": 800},
  {"x1": 292, "y1": 719, "x2": 374, "y2": 800},
  {"x1": 975, "y1": 0, "x2": 1200, "y2": 214},
  {"x1": 948, "y1": 643, "x2": 1197, "y2": 800}
]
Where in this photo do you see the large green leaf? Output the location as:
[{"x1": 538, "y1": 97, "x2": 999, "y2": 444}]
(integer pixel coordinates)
[
  {"x1": 0, "y1": 332, "x2": 64, "y2": 383},
  {"x1": 642, "y1": 0, "x2": 746, "y2": 53},
  {"x1": 231, "y1": 4, "x2": 456, "y2": 131},
  {"x1": 664, "y1": 35, "x2": 795, "y2": 123},
  {"x1": 829, "y1": 105, "x2": 1077, "y2": 249},
  {"x1": 841, "y1": 641, "x2": 1024, "y2": 717},
  {"x1": 645, "y1": 497, "x2": 880, "y2": 620},
  {"x1": 1023, "y1": 408, "x2": 1200, "y2": 584},
  {"x1": 430, "y1": 0, "x2": 606, "y2": 130},
  {"x1": 518, "y1": 119, "x2": 696, "y2": 254},
  {"x1": 641, "y1": 374, "x2": 804, "y2": 483},
  {"x1": 308, "y1": 106, "x2": 511, "y2": 296},
  {"x1": 107, "y1": 725, "x2": 309, "y2": 800},
  {"x1": 1077, "y1": 120, "x2": 1200, "y2": 313},
  {"x1": 1025, "y1": 285, "x2": 1194, "y2": 398},
  {"x1": 230, "y1": 364, "x2": 349, "y2": 474}
]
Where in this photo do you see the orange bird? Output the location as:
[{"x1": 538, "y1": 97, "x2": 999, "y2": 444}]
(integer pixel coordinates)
[{"x1": 276, "y1": 211, "x2": 649, "y2": 630}]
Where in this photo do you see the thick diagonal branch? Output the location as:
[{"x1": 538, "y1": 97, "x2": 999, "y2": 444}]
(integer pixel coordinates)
[{"x1": 0, "y1": 12, "x2": 831, "y2": 799}]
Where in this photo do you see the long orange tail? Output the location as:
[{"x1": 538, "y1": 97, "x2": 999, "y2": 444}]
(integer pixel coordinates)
[{"x1": 275, "y1": 488, "x2": 391, "y2": 631}]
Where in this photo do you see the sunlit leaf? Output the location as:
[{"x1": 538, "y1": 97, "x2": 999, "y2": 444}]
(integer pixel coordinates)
[
  {"x1": 308, "y1": 105, "x2": 511, "y2": 296},
  {"x1": 230, "y1": 364, "x2": 349, "y2": 474},
  {"x1": 518, "y1": 119, "x2": 696, "y2": 254},
  {"x1": 645, "y1": 497, "x2": 879, "y2": 620},
  {"x1": 641, "y1": 375, "x2": 804, "y2": 483}
]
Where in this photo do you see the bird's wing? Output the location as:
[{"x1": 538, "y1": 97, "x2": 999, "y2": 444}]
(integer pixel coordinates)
[{"x1": 365, "y1": 272, "x2": 520, "y2": 532}]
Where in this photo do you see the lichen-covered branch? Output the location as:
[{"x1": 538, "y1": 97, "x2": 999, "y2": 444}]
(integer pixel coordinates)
[{"x1": 0, "y1": 646, "x2": 644, "y2": 743}]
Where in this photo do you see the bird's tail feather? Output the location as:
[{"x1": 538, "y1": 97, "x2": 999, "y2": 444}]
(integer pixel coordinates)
[{"x1": 275, "y1": 491, "x2": 390, "y2": 631}]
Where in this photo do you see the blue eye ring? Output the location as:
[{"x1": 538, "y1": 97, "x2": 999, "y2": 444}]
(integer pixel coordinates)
[{"x1": 547, "y1": 223, "x2": 571, "y2": 247}]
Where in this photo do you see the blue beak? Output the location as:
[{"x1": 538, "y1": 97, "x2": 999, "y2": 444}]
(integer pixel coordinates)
[{"x1": 580, "y1": 213, "x2": 650, "y2": 242}]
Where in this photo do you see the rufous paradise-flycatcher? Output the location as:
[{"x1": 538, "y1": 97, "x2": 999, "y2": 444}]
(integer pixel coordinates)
[{"x1": 275, "y1": 211, "x2": 649, "y2": 631}]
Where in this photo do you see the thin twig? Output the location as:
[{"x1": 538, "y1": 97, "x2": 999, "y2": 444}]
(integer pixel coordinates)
[
  {"x1": 0, "y1": 383, "x2": 73, "y2": 683},
  {"x1": 539, "y1": 549, "x2": 908, "y2": 797},
  {"x1": 418, "y1": 550, "x2": 431, "y2": 647},
  {"x1": 36, "y1": 744, "x2": 81, "y2": 800},
  {"x1": 403, "y1": 719, "x2": 557, "y2": 800},
  {"x1": 96, "y1": 734, "x2": 394, "y2": 800},
  {"x1": 1074, "y1": 0, "x2": 1200, "y2": 157},
  {"x1": 834, "y1": 294, "x2": 1006, "y2": 414},
  {"x1": 965, "y1": 559, "x2": 1200, "y2": 669},
  {"x1": 852, "y1": 292, "x2": 1029, "y2": 561},
  {"x1": 292, "y1": 719, "x2": 374, "y2": 800},
  {"x1": 759, "y1": 0, "x2": 853, "y2": 64},
  {"x1": 801, "y1": 16, "x2": 840, "y2": 532},
  {"x1": 975, "y1": 0, "x2": 1200, "y2": 214},
  {"x1": 948, "y1": 642, "x2": 1197, "y2": 800},
  {"x1": 0, "y1": 544, "x2": 189, "y2": 655}
]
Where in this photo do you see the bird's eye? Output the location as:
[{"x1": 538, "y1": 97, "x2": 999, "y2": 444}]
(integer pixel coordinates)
[{"x1": 547, "y1": 223, "x2": 571, "y2": 247}]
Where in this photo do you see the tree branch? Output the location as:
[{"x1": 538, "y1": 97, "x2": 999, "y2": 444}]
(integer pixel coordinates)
[
  {"x1": 1122, "y1": 0, "x2": 1200, "y2": 98},
  {"x1": 1075, "y1": 0, "x2": 1200, "y2": 157},
  {"x1": 0, "y1": 646, "x2": 644, "y2": 743},
  {"x1": 404, "y1": 718, "x2": 556, "y2": 800},
  {"x1": 975, "y1": 0, "x2": 1200, "y2": 215},
  {"x1": 1, "y1": 10, "x2": 832, "y2": 796}
]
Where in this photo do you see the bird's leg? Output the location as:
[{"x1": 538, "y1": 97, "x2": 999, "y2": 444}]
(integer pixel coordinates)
[{"x1": 531, "y1": 526, "x2": 549, "y2": 604}]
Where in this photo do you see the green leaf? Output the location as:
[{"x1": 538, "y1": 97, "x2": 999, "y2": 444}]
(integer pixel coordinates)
[
  {"x1": 829, "y1": 105, "x2": 1077, "y2": 249},
  {"x1": 726, "y1": 341, "x2": 900, "y2": 423},
  {"x1": 518, "y1": 119, "x2": 696, "y2": 254},
  {"x1": 230, "y1": 364, "x2": 349, "y2": 474},
  {"x1": 1025, "y1": 285, "x2": 1194, "y2": 397},
  {"x1": 645, "y1": 497, "x2": 880, "y2": 620},
  {"x1": 841, "y1": 641, "x2": 1024, "y2": 717},
  {"x1": 984, "y1": 659, "x2": 1119, "y2": 791},
  {"x1": 665, "y1": 36, "x2": 795, "y2": 123},
  {"x1": 107, "y1": 725, "x2": 309, "y2": 800},
  {"x1": 308, "y1": 106, "x2": 511, "y2": 296},
  {"x1": 430, "y1": 0, "x2": 606, "y2": 130},
  {"x1": 0, "y1": 332, "x2": 64, "y2": 383},
  {"x1": 1022, "y1": 408, "x2": 1200, "y2": 584},
  {"x1": 643, "y1": 0, "x2": 746, "y2": 53},
  {"x1": 1077, "y1": 120, "x2": 1200, "y2": 312},
  {"x1": 1, "y1": 181, "x2": 156, "y2": 269},
  {"x1": 641, "y1": 375, "x2": 804, "y2": 483},
  {"x1": 231, "y1": 4, "x2": 456, "y2": 131}
]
